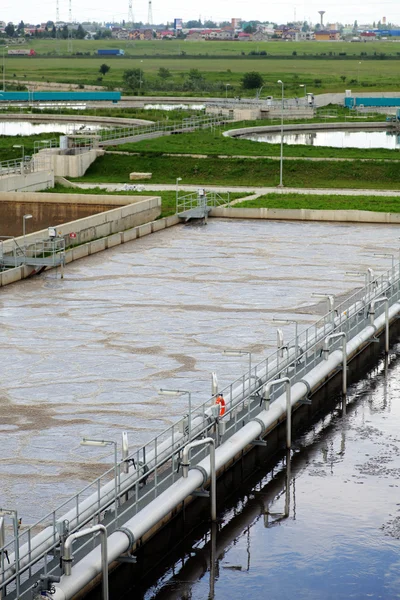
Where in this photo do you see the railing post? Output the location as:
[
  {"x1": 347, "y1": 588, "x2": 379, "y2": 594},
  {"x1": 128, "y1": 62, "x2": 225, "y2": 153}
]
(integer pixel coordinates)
[
  {"x1": 369, "y1": 297, "x2": 389, "y2": 353},
  {"x1": 262, "y1": 378, "x2": 291, "y2": 447},
  {"x1": 181, "y1": 438, "x2": 216, "y2": 521},
  {"x1": 62, "y1": 525, "x2": 108, "y2": 600},
  {"x1": 322, "y1": 332, "x2": 347, "y2": 394}
]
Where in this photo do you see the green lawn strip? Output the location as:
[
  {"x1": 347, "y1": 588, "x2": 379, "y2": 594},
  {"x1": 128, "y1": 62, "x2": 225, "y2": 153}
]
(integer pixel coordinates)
[
  {"x1": 233, "y1": 193, "x2": 400, "y2": 213},
  {"x1": 71, "y1": 154, "x2": 400, "y2": 190},
  {"x1": 109, "y1": 126, "x2": 400, "y2": 160},
  {"x1": 46, "y1": 184, "x2": 246, "y2": 217}
]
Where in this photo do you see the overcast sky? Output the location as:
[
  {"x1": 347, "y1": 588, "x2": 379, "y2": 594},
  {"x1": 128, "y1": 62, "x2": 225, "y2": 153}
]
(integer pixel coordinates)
[{"x1": 2, "y1": 0, "x2": 399, "y2": 27}]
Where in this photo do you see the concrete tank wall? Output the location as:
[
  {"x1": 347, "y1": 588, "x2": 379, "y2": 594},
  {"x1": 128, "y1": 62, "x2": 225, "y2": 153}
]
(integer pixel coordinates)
[
  {"x1": 0, "y1": 170, "x2": 54, "y2": 193},
  {"x1": 0, "y1": 192, "x2": 161, "y2": 244}
]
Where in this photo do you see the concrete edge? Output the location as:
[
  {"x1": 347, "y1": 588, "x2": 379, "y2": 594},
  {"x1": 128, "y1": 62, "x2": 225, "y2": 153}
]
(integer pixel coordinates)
[
  {"x1": 0, "y1": 214, "x2": 180, "y2": 289},
  {"x1": 209, "y1": 207, "x2": 400, "y2": 224},
  {"x1": 223, "y1": 121, "x2": 391, "y2": 138}
]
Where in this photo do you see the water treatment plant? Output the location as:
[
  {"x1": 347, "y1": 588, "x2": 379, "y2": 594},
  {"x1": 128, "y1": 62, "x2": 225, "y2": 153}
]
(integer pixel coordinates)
[{"x1": 2, "y1": 87, "x2": 400, "y2": 600}]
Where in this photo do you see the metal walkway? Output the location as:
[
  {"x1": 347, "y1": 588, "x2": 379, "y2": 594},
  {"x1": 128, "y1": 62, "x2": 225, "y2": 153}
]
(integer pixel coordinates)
[
  {"x1": 1, "y1": 263, "x2": 399, "y2": 599},
  {"x1": 0, "y1": 237, "x2": 66, "y2": 271},
  {"x1": 177, "y1": 190, "x2": 229, "y2": 222}
]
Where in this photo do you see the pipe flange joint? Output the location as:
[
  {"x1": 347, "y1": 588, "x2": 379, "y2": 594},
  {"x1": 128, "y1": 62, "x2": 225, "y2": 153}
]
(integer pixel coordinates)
[
  {"x1": 138, "y1": 461, "x2": 149, "y2": 474},
  {"x1": 252, "y1": 417, "x2": 266, "y2": 434},
  {"x1": 204, "y1": 413, "x2": 214, "y2": 426},
  {"x1": 116, "y1": 527, "x2": 135, "y2": 550},
  {"x1": 298, "y1": 379, "x2": 312, "y2": 397},
  {"x1": 189, "y1": 465, "x2": 208, "y2": 486}
]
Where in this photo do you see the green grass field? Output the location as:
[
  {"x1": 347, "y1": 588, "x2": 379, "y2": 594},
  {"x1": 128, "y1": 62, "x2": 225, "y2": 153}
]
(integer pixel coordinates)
[
  {"x1": 233, "y1": 192, "x2": 400, "y2": 212},
  {"x1": 111, "y1": 121, "x2": 400, "y2": 160},
  {"x1": 6, "y1": 38, "x2": 400, "y2": 94},
  {"x1": 72, "y1": 153, "x2": 400, "y2": 190},
  {"x1": 24, "y1": 38, "x2": 400, "y2": 58}
]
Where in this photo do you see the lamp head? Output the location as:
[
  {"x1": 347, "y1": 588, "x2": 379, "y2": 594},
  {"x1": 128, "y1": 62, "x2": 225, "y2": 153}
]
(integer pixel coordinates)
[{"x1": 81, "y1": 438, "x2": 113, "y2": 447}]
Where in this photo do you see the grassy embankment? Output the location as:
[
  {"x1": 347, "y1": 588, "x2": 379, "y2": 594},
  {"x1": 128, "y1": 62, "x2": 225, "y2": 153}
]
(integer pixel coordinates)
[
  {"x1": 72, "y1": 153, "x2": 400, "y2": 190},
  {"x1": 110, "y1": 121, "x2": 400, "y2": 161},
  {"x1": 47, "y1": 184, "x2": 247, "y2": 217},
  {"x1": 233, "y1": 193, "x2": 400, "y2": 212}
]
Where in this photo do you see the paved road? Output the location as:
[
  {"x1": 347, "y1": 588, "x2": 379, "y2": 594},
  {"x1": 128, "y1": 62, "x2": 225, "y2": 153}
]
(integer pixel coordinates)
[{"x1": 73, "y1": 182, "x2": 400, "y2": 197}]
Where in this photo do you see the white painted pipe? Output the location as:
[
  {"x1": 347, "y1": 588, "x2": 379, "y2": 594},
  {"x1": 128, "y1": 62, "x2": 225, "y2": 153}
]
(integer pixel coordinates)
[
  {"x1": 3, "y1": 277, "x2": 396, "y2": 584},
  {"x1": 323, "y1": 332, "x2": 347, "y2": 394},
  {"x1": 51, "y1": 303, "x2": 400, "y2": 600}
]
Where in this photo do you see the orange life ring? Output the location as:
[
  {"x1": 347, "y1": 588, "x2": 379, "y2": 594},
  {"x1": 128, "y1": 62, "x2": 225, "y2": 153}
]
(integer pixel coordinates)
[{"x1": 216, "y1": 394, "x2": 226, "y2": 417}]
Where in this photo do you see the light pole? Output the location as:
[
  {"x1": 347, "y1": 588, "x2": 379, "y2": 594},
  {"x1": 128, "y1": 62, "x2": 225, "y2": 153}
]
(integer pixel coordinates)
[
  {"x1": 374, "y1": 252, "x2": 395, "y2": 270},
  {"x1": 357, "y1": 61, "x2": 361, "y2": 84},
  {"x1": 277, "y1": 79, "x2": 284, "y2": 187},
  {"x1": 225, "y1": 83, "x2": 230, "y2": 99},
  {"x1": 13, "y1": 144, "x2": 25, "y2": 167},
  {"x1": 22, "y1": 213, "x2": 32, "y2": 258},
  {"x1": 222, "y1": 350, "x2": 252, "y2": 398},
  {"x1": 139, "y1": 60, "x2": 143, "y2": 90},
  {"x1": 299, "y1": 83, "x2": 307, "y2": 103},
  {"x1": 176, "y1": 176, "x2": 182, "y2": 206},
  {"x1": 81, "y1": 438, "x2": 118, "y2": 517},
  {"x1": 273, "y1": 318, "x2": 299, "y2": 360},
  {"x1": 159, "y1": 388, "x2": 192, "y2": 439},
  {"x1": 2, "y1": 46, "x2": 8, "y2": 92}
]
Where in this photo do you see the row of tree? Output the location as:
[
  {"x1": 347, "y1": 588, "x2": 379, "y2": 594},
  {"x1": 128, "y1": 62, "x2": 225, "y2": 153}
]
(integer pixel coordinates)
[
  {"x1": 118, "y1": 68, "x2": 267, "y2": 92},
  {"x1": 2, "y1": 21, "x2": 87, "y2": 39}
]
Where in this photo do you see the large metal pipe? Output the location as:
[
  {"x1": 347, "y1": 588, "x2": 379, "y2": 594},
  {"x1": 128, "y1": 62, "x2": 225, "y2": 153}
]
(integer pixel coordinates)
[
  {"x1": 3, "y1": 277, "x2": 395, "y2": 585},
  {"x1": 51, "y1": 302, "x2": 400, "y2": 600}
]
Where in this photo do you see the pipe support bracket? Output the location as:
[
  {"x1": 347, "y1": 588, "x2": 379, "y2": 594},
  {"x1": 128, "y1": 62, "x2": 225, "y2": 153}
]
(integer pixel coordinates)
[{"x1": 115, "y1": 527, "x2": 135, "y2": 550}]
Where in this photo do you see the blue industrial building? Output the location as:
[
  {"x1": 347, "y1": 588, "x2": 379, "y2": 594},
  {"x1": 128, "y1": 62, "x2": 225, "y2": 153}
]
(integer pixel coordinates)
[
  {"x1": 345, "y1": 96, "x2": 400, "y2": 108},
  {"x1": 0, "y1": 91, "x2": 121, "y2": 102}
]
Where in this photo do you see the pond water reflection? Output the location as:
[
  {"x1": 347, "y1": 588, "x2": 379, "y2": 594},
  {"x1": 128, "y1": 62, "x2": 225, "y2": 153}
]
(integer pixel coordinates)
[
  {"x1": 0, "y1": 121, "x2": 104, "y2": 136},
  {"x1": 243, "y1": 129, "x2": 400, "y2": 150}
]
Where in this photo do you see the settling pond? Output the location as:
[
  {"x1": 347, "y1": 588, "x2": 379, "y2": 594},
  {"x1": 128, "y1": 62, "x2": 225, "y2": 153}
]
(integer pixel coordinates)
[
  {"x1": 2, "y1": 218, "x2": 400, "y2": 599},
  {"x1": 0, "y1": 121, "x2": 104, "y2": 136},
  {"x1": 243, "y1": 129, "x2": 400, "y2": 150}
]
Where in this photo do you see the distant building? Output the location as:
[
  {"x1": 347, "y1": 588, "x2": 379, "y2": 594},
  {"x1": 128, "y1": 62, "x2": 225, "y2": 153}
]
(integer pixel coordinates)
[
  {"x1": 314, "y1": 30, "x2": 341, "y2": 40},
  {"x1": 360, "y1": 31, "x2": 376, "y2": 40},
  {"x1": 231, "y1": 18, "x2": 241, "y2": 29},
  {"x1": 295, "y1": 31, "x2": 314, "y2": 41},
  {"x1": 252, "y1": 29, "x2": 270, "y2": 41},
  {"x1": 186, "y1": 31, "x2": 203, "y2": 41}
]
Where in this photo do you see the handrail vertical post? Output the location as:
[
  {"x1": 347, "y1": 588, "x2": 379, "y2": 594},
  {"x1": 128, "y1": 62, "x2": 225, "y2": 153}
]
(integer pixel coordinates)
[
  {"x1": 182, "y1": 438, "x2": 216, "y2": 521},
  {"x1": 323, "y1": 332, "x2": 347, "y2": 395},
  {"x1": 63, "y1": 525, "x2": 108, "y2": 600},
  {"x1": 262, "y1": 378, "x2": 291, "y2": 447}
]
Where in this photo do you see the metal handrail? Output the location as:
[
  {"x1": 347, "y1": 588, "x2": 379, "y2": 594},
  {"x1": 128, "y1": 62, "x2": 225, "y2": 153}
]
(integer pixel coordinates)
[{"x1": 90, "y1": 114, "x2": 232, "y2": 145}]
